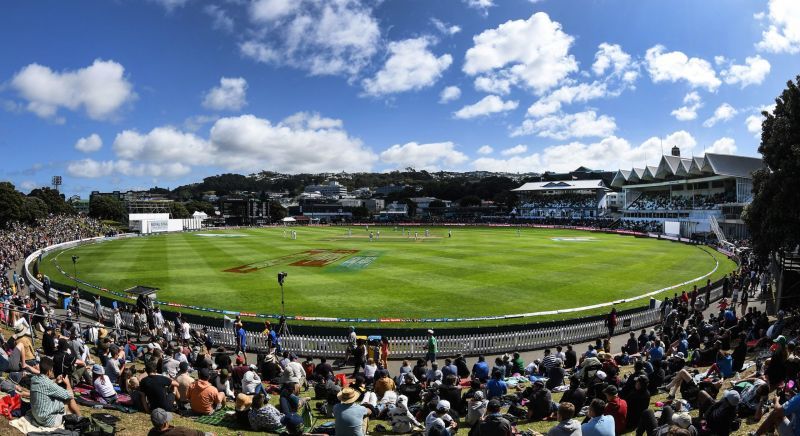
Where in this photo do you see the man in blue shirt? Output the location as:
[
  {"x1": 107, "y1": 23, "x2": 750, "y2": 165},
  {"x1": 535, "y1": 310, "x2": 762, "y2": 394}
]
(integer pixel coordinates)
[
  {"x1": 752, "y1": 391, "x2": 800, "y2": 436},
  {"x1": 334, "y1": 387, "x2": 371, "y2": 436},
  {"x1": 486, "y1": 370, "x2": 507, "y2": 399},
  {"x1": 581, "y1": 398, "x2": 615, "y2": 436},
  {"x1": 472, "y1": 356, "x2": 490, "y2": 382},
  {"x1": 441, "y1": 358, "x2": 458, "y2": 379}
]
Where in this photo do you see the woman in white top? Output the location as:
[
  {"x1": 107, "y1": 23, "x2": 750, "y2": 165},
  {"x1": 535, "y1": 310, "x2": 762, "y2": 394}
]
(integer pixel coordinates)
[{"x1": 92, "y1": 364, "x2": 118, "y2": 403}]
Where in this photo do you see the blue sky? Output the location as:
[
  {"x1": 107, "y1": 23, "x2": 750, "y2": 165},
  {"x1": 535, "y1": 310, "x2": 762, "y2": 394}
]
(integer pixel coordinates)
[{"x1": 1, "y1": 0, "x2": 798, "y2": 197}]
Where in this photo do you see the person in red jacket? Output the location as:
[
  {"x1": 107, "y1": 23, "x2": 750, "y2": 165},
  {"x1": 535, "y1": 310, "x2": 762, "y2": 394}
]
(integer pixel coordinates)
[{"x1": 602, "y1": 385, "x2": 627, "y2": 435}]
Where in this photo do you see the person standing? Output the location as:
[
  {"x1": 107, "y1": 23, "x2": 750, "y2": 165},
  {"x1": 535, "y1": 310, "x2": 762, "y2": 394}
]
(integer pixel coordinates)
[
  {"x1": 605, "y1": 307, "x2": 617, "y2": 338},
  {"x1": 424, "y1": 330, "x2": 437, "y2": 363},
  {"x1": 380, "y1": 337, "x2": 390, "y2": 369}
]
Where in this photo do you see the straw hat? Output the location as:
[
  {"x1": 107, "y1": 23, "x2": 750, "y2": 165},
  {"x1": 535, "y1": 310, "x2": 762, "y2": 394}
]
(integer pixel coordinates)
[{"x1": 337, "y1": 387, "x2": 359, "y2": 404}]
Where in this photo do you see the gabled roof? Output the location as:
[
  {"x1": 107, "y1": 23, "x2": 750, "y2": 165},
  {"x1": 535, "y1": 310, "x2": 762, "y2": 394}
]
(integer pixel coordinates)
[
  {"x1": 704, "y1": 153, "x2": 765, "y2": 178},
  {"x1": 610, "y1": 170, "x2": 630, "y2": 188},
  {"x1": 642, "y1": 166, "x2": 658, "y2": 181},
  {"x1": 628, "y1": 168, "x2": 645, "y2": 183},
  {"x1": 512, "y1": 179, "x2": 607, "y2": 192},
  {"x1": 656, "y1": 155, "x2": 683, "y2": 178},
  {"x1": 688, "y1": 156, "x2": 707, "y2": 175},
  {"x1": 679, "y1": 158, "x2": 693, "y2": 175}
]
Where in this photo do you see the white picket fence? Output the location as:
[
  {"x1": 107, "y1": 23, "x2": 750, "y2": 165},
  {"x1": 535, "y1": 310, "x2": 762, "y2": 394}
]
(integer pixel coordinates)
[{"x1": 23, "y1": 241, "x2": 725, "y2": 359}]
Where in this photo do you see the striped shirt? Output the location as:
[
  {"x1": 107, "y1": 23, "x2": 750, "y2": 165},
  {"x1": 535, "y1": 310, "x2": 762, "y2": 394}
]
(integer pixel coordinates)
[
  {"x1": 541, "y1": 354, "x2": 558, "y2": 370},
  {"x1": 30, "y1": 374, "x2": 73, "y2": 427}
]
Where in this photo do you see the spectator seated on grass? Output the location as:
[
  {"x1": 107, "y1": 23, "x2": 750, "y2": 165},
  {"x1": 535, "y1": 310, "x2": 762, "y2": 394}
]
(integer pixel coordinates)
[
  {"x1": 148, "y1": 408, "x2": 209, "y2": 436},
  {"x1": 248, "y1": 392, "x2": 283, "y2": 431},
  {"x1": 425, "y1": 399, "x2": 458, "y2": 436},
  {"x1": 581, "y1": 398, "x2": 614, "y2": 436},
  {"x1": 29, "y1": 355, "x2": 81, "y2": 428},
  {"x1": 187, "y1": 368, "x2": 224, "y2": 416},
  {"x1": 334, "y1": 387, "x2": 371, "y2": 436},
  {"x1": 140, "y1": 359, "x2": 179, "y2": 413},
  {"x1": 486, "y1": 369, "x2": 507, "y2": 400},
  {"x1": 546, "y1": 402, "x2": 581, "y2": 436},
  {"x1": 91, "y1": 364, "x2": 117, "y2": 404},
  {"x1": 602, "y1": 385, "x2": 627, "y2": 435}
]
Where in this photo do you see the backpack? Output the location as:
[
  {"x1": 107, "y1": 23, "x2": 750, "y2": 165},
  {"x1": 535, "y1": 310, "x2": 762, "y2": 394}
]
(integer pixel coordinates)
[{"x1": 63, "y1": 414, "x2": 116, "y2": 435}]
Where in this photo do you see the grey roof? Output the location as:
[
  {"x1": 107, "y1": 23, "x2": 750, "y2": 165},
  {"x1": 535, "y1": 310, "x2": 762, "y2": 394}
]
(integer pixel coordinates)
[
  {"x1": 704, "y1": 153, "x2": 765, "y2": 178},
  {"x1": 610, "y1": 170, "x2": 630, "y2": 188},
  {"x1": 512, "y1": 179, "x2": 607, "y2": 192}
]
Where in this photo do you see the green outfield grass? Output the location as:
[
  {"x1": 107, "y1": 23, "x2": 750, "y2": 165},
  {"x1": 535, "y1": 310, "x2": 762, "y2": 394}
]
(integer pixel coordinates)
[{"x1": 37, "y1": 226, "x2": 737, "y2": 323}]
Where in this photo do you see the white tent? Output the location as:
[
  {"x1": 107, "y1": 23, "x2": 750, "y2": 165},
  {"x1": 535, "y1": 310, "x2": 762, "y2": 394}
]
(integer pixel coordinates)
[
  {"x1": 282, "y1": 217, "x2": 296, "y2": 222},
  {"x1": 192, "y1": 211, "x2": 208, "y2": 220}
]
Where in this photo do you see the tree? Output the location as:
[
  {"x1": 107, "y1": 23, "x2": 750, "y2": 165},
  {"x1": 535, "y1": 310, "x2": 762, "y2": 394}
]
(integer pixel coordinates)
[
  {"x1": 351, "y1": 206, "x2": 370, "y2": 220},
  {"x1": 745, "y1": 76, "x2": 800, "y2": 258},
  {"x1": 169, "y1": 202, "x2": 189, "y2": 219},
  {"x1": 459, "y1": 195, "x2": 482, "y2": 207},
  {"x1": 0, "y1": 182, "x2": 24, "y2": 228},
  {"x1": 268, "y1": 201, "x2": 287, "y2": 221},
  {"x1": 89, "y1": 196, "x2": 125, "y2": 221},
  {"x1": 185, "y1": 200, "x2": 216, "y2": 216},
  {"x1": 28, "y1": 187, "x2": 75, "y2": 215},
  {"x1": 21, "y1": 197, "x2": 48, "y2": 224}
]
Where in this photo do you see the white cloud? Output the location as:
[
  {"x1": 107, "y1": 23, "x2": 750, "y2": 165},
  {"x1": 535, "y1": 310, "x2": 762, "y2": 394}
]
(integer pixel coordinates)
[
  {"x1": 473, "y1": 131, "x2": 698, "y2": 174},
  {"x1": 512, "y1": 110, "x2": 616, "y2": 140},
  {"x1": 249, "y1": 0, "x2": 299, "y2": 22},
  {"x1": 241, "y1": 0, "x2": 380, "y2": 77},
  {"x1": 67, "y1": 159, "x2": 191, "y2": 179},
  {"x1": 644, "y1": 45, "x2": 721, "y2": 91},
  {"x1": 463, "y1": 12, "x2": 577, "y2": 95},
  {"x1": 477, "y1": 145, "x2": 494, "y2": 155},
  {"x1": 453, "y1": 95, "x2": 518, "y2": 119},
  {"x1": 526, "y1": 81, "x2": 609, "y2": 117},
  {"x1": 209, "y1": 113, "x2": 377, "y2": 173},
  {"x1": 10, "y1": 59, "x2": 135, "y2": 121},
  {"x1": 463, "y1": 0, "x2": 494, "y2": 15},
  {"x1": 720, "y1": 55, "x2": 771, "y2": 88},
  {"x1": 705, "y1": 137, "x2": 737, "y2": 155},
  {"x1": 149, "y1": 0, "x2": 189, "y2": 12},
  {"x1": 204, "y1": 5, "x2": 234, "y2": 32},
  {"x1": 745, "y1": 114, "x2": 762, "y2": 137},
  {"x1": 113, "y1": 127, "x2": 214, "y2": 166},
  {"x1": 473, "y1": 74, "x2": 514, "y2": 95},
  {"x1": 745, "y1": 104, "x2": 776, "y2": 137},
  {"x1": 362, "y1": 38, "x2": 452, "y2": 96},
  {"x1": 703, "y1": 103, "x2": 738, "y2": 127},
  {"x1": 501, "y1": 144, "x2": 527, "y2": 156},
  {"x1": 202, "y1": 77, "x2": 248, "y2": 111},
  {"x1": 74, "y1": 134, "x2": 103, "y2": 153},
  {"x1": 756, "y1": 0, "x2": 800, "y2": 53},
  {"x1": 431, "y1": 18, "x2": 461, "y2": 35},
  {"x1": 379, "y1": 141, "x2": 468, "y2": 171},
  {"x1": 670, "y1": 91, "x2": 703, "y2": 121},
  {"x1": 439, "y1": 86, "x2": 461, "y2": 104},
  {"x1": 592, "y1": 43, "x2": 634, "y2": 79},
  {"x1": 472, "y1": 154, "x2": 542, "y2": 173}
]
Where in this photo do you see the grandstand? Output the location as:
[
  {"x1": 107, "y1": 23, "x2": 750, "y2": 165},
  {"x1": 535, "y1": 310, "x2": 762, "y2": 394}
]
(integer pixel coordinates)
[
  {"x1": 610, "y1": 146, "x2": 763, "y2": 240},
  {"x1": 511, "y1": 179, "x2": 609, "y2": 220}
]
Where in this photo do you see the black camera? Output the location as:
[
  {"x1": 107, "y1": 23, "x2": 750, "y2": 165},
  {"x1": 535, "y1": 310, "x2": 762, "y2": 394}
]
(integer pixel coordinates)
[{"x1": 277, "y1": 272, "x2": 288, "y2": 286}]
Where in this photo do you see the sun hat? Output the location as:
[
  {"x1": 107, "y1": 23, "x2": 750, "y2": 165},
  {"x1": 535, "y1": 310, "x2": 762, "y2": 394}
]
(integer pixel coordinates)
[
  {"x1": 338, "y1": 387, "x2": 360, "y2": 404},
  {"x1": 249, "y1": 364, "x2": 258, "y2": 371},
  {"x1": 436, "y1": 400, "x2": 451, "y2": 412},
  {"x1": 151, "y1": 408, "x2": 172, "y2": 427},
  {"x1": 91, "y1": 364, "x2": 105, "y2": 375},
  {"x1": 724, "y1": 389, "x2": 741, "y2": 406},
  {"x1": 12, "y1": 325, "x2": 29, "y2": 339},
  {"x1": 235, "y1": 393, "x2": 252, "y2": 411},
  {"x1": 672, "y1": 412, "x2": 692, "y2": 429},
  {"x1": 427, "y1": 329, "x2": 434, "y2": 335}
]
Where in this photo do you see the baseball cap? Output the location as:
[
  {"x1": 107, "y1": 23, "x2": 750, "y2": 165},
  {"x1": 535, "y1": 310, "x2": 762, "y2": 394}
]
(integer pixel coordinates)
[
  {"x1": 436, "y1": 400, "x2": 450, "y2": 411},
  {"x1": 91, "y1": 364, "x2": 105, "y2": 375},
  {"x1": 151, "y1": 408, "x2": 172, "y2": 427},
  {"x1": 596, "y1": 370, "x2": 607, "y2": 380},
  {"x1": 724, "y1": 389, "x2": 741, "y2": 406},
  {"x1": 672, "y1": 412, "x2": 691, "y2": 429},
  {"x1": 774, "y1": 335, "x2": 787, "y2": 346}
]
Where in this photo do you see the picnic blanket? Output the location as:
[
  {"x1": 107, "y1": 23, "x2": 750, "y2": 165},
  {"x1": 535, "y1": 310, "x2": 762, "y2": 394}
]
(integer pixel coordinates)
[
  {"x1": 10, "y1": 413, "x2": 64, "y2": 434},
  {"x1": 192, "y1": 407, "x2": 233, "y2": 426}
]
